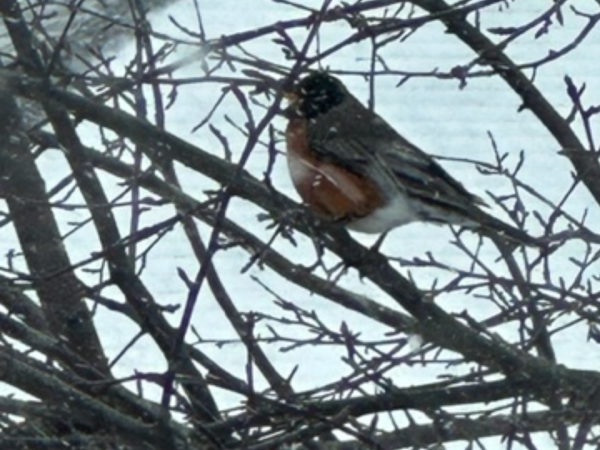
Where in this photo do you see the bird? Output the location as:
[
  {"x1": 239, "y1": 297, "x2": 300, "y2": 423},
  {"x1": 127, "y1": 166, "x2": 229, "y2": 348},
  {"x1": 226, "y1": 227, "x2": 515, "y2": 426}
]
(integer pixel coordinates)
[{"x1": 283, "y1": 71, "x2": 538, "y2": 247}]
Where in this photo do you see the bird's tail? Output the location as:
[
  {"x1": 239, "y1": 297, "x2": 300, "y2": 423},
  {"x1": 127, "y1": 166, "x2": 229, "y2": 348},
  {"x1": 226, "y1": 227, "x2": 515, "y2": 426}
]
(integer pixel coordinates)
[{"x1": 471, "y1": 210, "x2": 541, "y2": 249}]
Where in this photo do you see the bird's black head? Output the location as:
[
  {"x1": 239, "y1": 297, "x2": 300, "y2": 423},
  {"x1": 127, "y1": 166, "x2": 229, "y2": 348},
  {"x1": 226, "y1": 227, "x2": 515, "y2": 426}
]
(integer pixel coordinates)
[{"x1": 294, "y1": 73, "x2": 346, "y2": 119}]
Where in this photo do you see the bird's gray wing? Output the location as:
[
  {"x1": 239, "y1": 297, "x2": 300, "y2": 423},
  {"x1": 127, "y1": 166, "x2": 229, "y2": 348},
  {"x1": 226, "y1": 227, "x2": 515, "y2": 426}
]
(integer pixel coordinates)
[
  {"x1": 307, "y1": 98, "x2": 485, "y2": 214},
  {"x1": 378, "y1": 137, "x2": 487, "y2": 209},
  {"x1": 305, "y1": 104, "x2": 403, "y2": 192}
]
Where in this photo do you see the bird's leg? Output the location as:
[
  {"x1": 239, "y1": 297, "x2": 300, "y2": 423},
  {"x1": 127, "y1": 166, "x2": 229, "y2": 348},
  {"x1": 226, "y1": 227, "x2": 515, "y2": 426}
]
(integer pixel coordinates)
[
  {"x1": 370, "y1": 230, "x2": 390, "y2": 253},
  {"x1": 323, "y1": 260, "x2": 349, "y2": 284}
]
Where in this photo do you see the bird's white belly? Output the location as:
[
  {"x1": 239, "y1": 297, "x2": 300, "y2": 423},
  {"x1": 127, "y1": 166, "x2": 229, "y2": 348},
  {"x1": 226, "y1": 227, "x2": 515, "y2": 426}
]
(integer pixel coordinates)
[{"x1": 347, "y1": 194, "x2": 418, "y2": 233}]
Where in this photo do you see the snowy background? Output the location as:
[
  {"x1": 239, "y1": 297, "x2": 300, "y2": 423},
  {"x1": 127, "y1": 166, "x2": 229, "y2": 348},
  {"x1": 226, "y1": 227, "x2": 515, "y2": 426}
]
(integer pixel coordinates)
[{"x1": 2, "y1": 0, "x2": 600, "y2": 448}]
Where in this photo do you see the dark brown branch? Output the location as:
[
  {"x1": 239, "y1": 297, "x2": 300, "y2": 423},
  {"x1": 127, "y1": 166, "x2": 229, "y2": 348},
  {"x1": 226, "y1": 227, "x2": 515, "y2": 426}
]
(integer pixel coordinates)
[{"x1": 414, "y1": 0, "x2": 600, "y2": 207}]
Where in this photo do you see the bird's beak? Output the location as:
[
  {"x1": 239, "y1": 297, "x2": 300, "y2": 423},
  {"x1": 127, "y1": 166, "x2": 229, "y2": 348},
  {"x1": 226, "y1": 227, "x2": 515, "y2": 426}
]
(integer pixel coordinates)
[
  {"x1": 281, "y1": 76, "x2": 299, "y2": 102},
  {"x1": 283, "y1": 90, "x2": 299, "y2": 103},
  {"x1": 280, "y1": 79, "x2": 301, "y2": 118},
  {"x1": 281, "y1": 90, "x2": 301, "y2": 119}
]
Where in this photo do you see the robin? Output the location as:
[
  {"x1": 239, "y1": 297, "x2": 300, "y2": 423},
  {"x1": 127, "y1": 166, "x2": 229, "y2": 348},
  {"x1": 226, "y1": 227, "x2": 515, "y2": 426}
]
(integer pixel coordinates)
[{"x1": 284, "y1": 72, "x2": 538, "y2": 246}]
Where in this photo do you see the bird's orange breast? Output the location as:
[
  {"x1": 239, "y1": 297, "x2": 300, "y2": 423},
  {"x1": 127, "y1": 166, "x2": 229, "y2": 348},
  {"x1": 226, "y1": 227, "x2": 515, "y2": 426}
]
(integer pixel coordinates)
[{"x1": 285, "y1": 118, "x2": 384, "y2": 221}]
